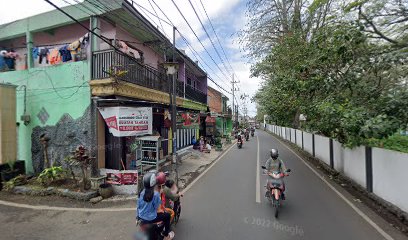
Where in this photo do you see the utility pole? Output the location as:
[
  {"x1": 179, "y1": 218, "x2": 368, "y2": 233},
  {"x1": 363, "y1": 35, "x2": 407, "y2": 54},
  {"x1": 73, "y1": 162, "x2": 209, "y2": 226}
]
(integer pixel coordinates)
[
  {"x1": 231, "y1": 74, "x2": 239, "y2": 128},
  {"x1": 171, "y1": 26, "x2": 179, "y2": 187}
]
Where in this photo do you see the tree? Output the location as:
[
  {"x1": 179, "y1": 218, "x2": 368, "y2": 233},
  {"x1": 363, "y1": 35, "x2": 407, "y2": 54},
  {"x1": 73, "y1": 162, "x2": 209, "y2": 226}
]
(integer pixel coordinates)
[{"x1": 245, "y1": 0, "x2": 408, "y2": 147}]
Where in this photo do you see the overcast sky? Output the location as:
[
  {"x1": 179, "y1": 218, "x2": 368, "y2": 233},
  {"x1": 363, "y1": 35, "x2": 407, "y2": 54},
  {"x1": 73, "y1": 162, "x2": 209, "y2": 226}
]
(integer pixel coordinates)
[{"x1": 0, "y1": 0, "x2": 260, "y2": 117}]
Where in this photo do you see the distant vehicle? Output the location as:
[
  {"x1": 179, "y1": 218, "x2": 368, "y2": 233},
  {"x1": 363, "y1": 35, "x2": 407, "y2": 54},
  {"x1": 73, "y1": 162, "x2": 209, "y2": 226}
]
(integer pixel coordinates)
[{"x1": 255, "y1": 124, "x2": 260, "y2": 129}]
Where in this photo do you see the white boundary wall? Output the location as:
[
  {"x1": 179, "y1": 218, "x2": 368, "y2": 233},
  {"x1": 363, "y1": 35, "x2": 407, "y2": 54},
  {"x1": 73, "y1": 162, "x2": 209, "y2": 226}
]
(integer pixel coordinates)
[
  {"x1": 343, "y1": 146, "x2": 366, "y2": 187},
  {"x1": 314, "y1": 135, "x2": 331, "y2": 165},
  {"x1": 265, "y1": 124, "x2": 408, "y2": 214},
  {"x1": 296, "y1": 130, "x2": 303, "y2": 148},
  {"x1": 372, "y1": 147, "x2": 408, "y2": 213},
  {"x1": 291, "y1": 128, "x2": 297, "y2": 144},
  {"x1": 303, "y1": 132, "x2": 314, "y2": 155},
  {"x1": 333, "y1": 139, "x2": 344, "y2": 173}
]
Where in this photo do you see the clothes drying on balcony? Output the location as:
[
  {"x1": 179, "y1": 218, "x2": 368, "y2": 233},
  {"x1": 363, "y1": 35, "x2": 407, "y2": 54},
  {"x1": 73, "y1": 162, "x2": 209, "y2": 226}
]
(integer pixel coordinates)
[
  {"x1": 48, "y1": 48, "x2": 61, "y2": 65},
  {"x1": 0, "y1": 50, "x2": 18, "y2": 70},
  {"x1": 116, "y1": 40, "x2": 140, "y2": 59},
  {"x1": 59, "y1": 45, "x2": 72, "y2": 62}
]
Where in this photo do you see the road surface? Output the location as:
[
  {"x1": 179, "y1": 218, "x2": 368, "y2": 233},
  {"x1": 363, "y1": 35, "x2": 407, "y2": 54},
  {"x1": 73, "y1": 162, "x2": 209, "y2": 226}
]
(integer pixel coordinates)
[
  {"x1": 174, "y1": 130, "x2": 404, "y2": 240},
  {"x1": 0, "y1": 130, "x2": 406, "y2": 240}
]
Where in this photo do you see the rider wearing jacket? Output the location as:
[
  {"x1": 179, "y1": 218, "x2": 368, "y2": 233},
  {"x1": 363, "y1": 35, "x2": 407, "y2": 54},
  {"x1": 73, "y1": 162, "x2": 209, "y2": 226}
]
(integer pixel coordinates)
[
  {"x1": 137, "y1": 172, "x2": 175, "y2": 240},
  {"x1": 265, "y1": 149, "x2": 287, "y2": 199}
]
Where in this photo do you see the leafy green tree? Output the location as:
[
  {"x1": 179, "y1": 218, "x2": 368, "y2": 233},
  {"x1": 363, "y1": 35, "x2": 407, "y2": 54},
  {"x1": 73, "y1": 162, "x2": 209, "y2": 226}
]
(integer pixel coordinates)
[{"x1": 244, "y1": 0, "x2": 408, "y2": 147}]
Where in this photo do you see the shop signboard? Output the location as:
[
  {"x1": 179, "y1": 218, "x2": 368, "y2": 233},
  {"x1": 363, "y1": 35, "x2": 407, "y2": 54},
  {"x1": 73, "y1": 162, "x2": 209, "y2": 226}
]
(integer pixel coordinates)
[
  {"x1": 98, "y1": 107, "x2": 152, "y2": 137},
  {"x1": 177, "y1": 111, "x2": 200, "y2": 128},
  {"x1": 106, "y1": 169, "x2": 138, "y2": 185}
]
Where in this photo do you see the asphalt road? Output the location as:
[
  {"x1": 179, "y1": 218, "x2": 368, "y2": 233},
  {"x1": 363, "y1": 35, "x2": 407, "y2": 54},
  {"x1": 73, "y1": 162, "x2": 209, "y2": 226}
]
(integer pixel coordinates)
[
  {"x1": 174, "y1": 130, "x2": 405, "y2": 240},
  {"x1": 0, "y1": 130, "x2": 406, "y2": 240}
]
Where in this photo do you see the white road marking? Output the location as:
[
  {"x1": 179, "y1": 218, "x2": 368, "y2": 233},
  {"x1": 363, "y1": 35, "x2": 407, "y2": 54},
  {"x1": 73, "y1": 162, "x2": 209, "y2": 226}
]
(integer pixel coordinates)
[
  {"x1": 270, "y1": 133, "x2": 394, "y2": 240},
  {"x1": 0, "y1": 200, "x2": 135, "y2": 212},
  {"x1": 256, "y1": 135, "x2": 261, "y2": 203}
]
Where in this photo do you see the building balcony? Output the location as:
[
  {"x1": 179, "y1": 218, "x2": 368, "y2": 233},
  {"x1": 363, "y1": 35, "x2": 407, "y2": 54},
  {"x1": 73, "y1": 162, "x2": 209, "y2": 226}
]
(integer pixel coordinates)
[{"x1": 91, "y1": 50, "x2": 207, "y2": 107}]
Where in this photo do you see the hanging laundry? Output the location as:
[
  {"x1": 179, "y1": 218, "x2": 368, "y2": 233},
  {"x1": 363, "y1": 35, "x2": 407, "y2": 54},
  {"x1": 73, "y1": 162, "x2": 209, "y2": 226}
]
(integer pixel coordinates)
[
  {"x1": 80, "y1": 33, "x2": 90, "y2": 49},
  {"x1": 68, "y1": 40, "x2": 80, "y2": 54},
  {"x1": 39, "y1": 47, "x2": 49, "y2": 64},
  {"x1": 0, "y1": 50, "x2": 7, "y2": 71},
  {"x1": 128, "y1": 48, "x2": 140, "y2": 59},
  {"x1": 32, "y1": 47, "x2": 39, "y2": 59},
  {"x1": 59, "y1": 45, "x2": 72, "y2": 62},
  {"x1": 48, "y1": 48, "x2": 61, "y2": 65},
  {"x1": 4, "y1": 51, "x2": 18, "y2": 70}
]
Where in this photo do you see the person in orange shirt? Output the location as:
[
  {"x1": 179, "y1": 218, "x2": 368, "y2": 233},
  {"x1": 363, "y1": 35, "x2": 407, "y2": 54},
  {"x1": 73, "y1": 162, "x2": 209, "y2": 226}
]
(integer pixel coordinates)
[{"x1": 156, "y1": 172, "x2": 175, "y2": 223}]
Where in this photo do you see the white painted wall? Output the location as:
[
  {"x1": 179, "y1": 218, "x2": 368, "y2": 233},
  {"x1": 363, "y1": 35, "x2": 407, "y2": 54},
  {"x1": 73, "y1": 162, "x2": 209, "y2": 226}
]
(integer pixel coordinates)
[
  {"x1": 343, "y1": 146, "x2": 366, "y2": 187},
  {"x1": 291, "y1": 128, "x2": 297, "y2": 144},
  {"x1": 266, "y1": 124, "x2": 408, "y2": 214},
  {"x1": 296, "y1": 130, "x2": 303, "y2": 149},
  {"x1": 282, "y1": 127, "x2": 287, "y2": 140},
  {"x1": 314, "y1": 134, "x2": 331, "y2": 165},
  {"x1": 333, "y1": 139, "x2": 344, "y2": 173},
  {"x1": 303, "y1": 132, "x2": 314, "y2": 155},
  {"x1": 372, "y1": 147, "x2": 408, "y2": 213}
]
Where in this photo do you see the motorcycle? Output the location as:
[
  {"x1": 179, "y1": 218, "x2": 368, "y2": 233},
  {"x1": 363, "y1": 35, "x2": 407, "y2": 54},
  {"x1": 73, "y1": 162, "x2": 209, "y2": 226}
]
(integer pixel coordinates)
[
  {"x1": 135, "y1": 172, "x2": 181, "y2": 240},
  {"x1": 261, "y1": 166, "x2": 291, "y2": 218},
  {"x1": 245, "y1": 134, "x2": 249, "y2": 141},
  {"x1": 135, "y1": 220, "x2": 165, "y2": 240},
  {"x1": 237, "y1": 139, "x2": 243, "y2": 149},
  {"x1": 251, "y1": 131, "x2": 254, "y2": 137}
]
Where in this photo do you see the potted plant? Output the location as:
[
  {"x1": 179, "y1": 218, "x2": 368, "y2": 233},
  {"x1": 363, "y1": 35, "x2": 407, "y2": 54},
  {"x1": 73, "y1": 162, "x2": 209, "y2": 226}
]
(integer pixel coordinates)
[
  {"x1": 0, "y1": 161, "x2": 19, "y2": 182},
  {"x1": 99, "y1": 183, "x2": 113, "y2": 199}
]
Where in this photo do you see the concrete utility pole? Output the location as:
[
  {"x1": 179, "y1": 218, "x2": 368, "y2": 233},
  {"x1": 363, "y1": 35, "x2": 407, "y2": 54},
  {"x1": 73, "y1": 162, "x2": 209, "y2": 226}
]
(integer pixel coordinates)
[
  {"x1": 171, "y1": 26, "x2": 179, "y2": 187},
  {"x1": 231, "y1": 74, "x2": 239, "y2": 128}
]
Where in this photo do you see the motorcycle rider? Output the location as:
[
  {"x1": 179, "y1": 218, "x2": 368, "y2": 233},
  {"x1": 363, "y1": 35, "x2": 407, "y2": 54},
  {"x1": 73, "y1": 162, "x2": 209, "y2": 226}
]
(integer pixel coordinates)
[
  {"x1": 164, "y1": 179, "x2": 183, "y2": 221},
  {"x1": 137, "y1": 172, "x2": 175, "y2": 240},
  {"x1": 237, "y1": 133, "x2": 243, "y2": 145},
  {"x1": 156, "y1": 172, "x2": 175, "y2": 223},
  {"x1": 265, "y1": 149, "x2": 288, "y2": 200}
]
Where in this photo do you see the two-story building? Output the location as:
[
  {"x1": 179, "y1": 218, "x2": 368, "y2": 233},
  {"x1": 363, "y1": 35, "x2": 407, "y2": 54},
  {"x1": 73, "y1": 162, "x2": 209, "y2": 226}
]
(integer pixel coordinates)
[
  {"x1": 207, "y1": 86, "x2": 232, "y2": 137},
  {"x1": 0, "y1": 0, "x2": 207, "y2": 173}
]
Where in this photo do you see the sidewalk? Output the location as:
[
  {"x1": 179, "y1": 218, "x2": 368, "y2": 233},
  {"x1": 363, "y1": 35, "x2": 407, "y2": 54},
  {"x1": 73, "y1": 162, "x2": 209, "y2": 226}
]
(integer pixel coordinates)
[
  {"x1": 162, "y1": 140, "x2": 235, "y2": 189},
  {"x1": 0, "y1": 140, "x2": 235, "y2": 208}
]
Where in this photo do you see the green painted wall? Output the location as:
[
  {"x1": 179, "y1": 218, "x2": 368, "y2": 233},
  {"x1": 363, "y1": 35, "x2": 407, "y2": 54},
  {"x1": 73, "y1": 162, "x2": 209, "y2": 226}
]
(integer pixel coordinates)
[
  {"x1": 0, "y1": 0, "x2": 122, "y2": 41},
  {"x1": 0, "y1": 61, "x2": 91, "y2": 173},
  {"x1": 226, "y1": 118, "x2": 233, "y2": 134}
]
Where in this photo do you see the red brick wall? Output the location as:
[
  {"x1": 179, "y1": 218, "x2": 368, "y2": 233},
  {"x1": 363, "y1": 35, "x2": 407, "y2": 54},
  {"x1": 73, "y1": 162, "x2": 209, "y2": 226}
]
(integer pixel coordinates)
[{"x1": 207, "y1": 87, "x2": 222, "y2": 113}]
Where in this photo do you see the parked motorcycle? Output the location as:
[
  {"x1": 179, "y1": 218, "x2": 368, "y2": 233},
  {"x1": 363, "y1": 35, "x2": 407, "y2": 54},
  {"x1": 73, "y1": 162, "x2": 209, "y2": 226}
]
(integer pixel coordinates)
[{"x1": 262, "y1": 166, "x2": 291, "y2": 218}]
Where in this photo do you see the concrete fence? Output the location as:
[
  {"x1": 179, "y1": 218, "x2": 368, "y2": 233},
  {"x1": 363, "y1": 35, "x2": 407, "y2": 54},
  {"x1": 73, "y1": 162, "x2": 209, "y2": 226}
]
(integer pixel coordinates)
[{"x1": 266, "y1": 124, "x2": 408, "y2": 213}]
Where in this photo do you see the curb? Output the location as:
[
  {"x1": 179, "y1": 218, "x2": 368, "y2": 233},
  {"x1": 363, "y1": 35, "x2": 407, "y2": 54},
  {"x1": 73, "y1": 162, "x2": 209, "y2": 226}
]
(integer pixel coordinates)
[{"x1": 0, "y1": 141, "x2": 237, "y2": 211}]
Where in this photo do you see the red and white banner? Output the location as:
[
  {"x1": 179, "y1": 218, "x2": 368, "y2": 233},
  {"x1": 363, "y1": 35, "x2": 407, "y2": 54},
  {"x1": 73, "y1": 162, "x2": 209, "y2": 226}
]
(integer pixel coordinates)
[{"x1": 98, "y1": 107, "x2": 152, "y2": 137}]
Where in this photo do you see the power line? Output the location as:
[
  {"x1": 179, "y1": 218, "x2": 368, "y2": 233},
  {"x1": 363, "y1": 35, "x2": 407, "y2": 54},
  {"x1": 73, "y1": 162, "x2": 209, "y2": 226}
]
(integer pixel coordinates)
[
  {"x1": 169, "y1": 0, "x2": 232, "y2": 84},
  {"x1": 176, "y1": 30, "x2": 231, "y2": 93},
  {"x1": 198, "y1": 0, "x2": 235, "y2": 73},
  {"x1": 130, "y1": 0, "x2": 173, "y2": 27},
  {"x1": 147, "y1": 0, "x2": 167, "y2": 37},
  {"x1": 187, "y1": 0, "x2": 232, "y2": 77},
  {"x1": 147, "y1": 0, "x2": 231, "y2": 94}
]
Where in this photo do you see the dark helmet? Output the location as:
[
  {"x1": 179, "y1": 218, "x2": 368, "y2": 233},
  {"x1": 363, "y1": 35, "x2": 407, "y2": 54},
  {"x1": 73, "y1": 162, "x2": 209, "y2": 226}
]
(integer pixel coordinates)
[
  {"x1": 143, "y1": 172, "x2": 156, "y2": 188},
  {"x1": 270, "y1": 149, "x2": 279, "y2": 159},
  {"x1": 156, "y1": 172, "x2": 167, "y2": 186}
]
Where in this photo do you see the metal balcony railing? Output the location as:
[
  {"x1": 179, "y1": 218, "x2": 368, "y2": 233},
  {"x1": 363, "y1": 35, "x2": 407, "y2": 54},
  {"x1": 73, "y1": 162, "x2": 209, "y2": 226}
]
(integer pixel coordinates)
[{"x1": 92, "y1": 50, "x2": 207, "y2": 104}]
